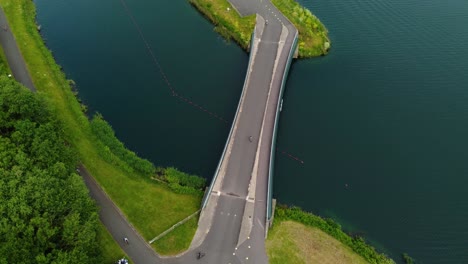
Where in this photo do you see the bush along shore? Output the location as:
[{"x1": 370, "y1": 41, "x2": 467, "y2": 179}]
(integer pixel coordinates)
[{"x1": 189, "y1": 0, "x2": 330, "y2": 57}]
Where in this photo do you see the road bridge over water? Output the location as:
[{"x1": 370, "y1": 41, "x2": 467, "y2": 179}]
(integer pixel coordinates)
[
  {"x1": 170, "y1": 0, "x2": 298, "y2": 262},
  {"x1": 0, "y1": 1, "x2": 298, "y2": 262}
]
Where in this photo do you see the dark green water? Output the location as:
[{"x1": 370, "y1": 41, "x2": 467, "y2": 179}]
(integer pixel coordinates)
[{"x1": 36, "y1": 0, "x2": 468, "y2": 262}]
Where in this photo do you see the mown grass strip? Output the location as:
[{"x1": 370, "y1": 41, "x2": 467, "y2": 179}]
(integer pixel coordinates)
[
  {"x1": 0, "y1": 0, "x2": 200, "y2": 255},
  {"x1": 152, "y1": 216, "x2": 199, "y2": 255},
  {"x1": 0, "y1": 46, "x2": 11, "y2": 75}
]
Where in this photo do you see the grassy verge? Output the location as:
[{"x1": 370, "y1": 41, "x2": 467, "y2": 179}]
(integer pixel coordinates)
[
  {"x1": 267, "y1": 221, "x2": 370, "y2": 264},
  {"x1": 0, "y1": 0, "x2": 200, "y2": 255},
  {"x1": 0, "y1": 46, "x2": 10, "y2": 75},
  {"x1": 269, "y1": 206, "x2": 396, "y2": 264},
  {"x1": 97, "y1": 223, "x2": 132, "y2": 264},
  {"x1": 152, "y1": 216, "x2": 199, "y2": 255},
  {"x1": 189, "y1": 0, "x2": 329, "y2": 57},
  {"x1": 189, "y1": 0, "x2": 256, "y2": 49},
  {"x1": 272, "y1": 0, "x2": 330, "y2": 57}
]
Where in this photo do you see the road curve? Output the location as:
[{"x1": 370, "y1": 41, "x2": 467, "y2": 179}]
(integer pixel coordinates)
[{"x1": 79, "y1": 165, "x2": 164, "y2": 264}]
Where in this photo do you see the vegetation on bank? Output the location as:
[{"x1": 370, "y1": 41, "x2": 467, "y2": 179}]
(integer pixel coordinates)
[
  {"x1": 0, "y1": 47, "x2": 10, "y2": 75},
  {"x1": 90, "y1": 114, "x2": 155, "y2": 175},
  {"x1": 0, "y1": 76, "x2": 100, "y2": 263},
  {"x1": 0, "y1": 0, "x2": 201, "y2": 256},
  {"x1": 189, "y1": 0, "x2": 256, "y2": 49},
  {"x1": 270, "y1": 206, "x2": 396, "y2": 264},
  {"x1": 156, "y1": 167, "x2": 206, "y2": 195},
  {"x1": 266, "y1": 221, "x2": 370, "y2": 264},
  {"x1": 271, "y1": 0, "x2": 330, "y2": 57},
  {"x1": 189, "y1": 0, "x2": 330, "y2": 57},
  {"x1": 402, "y1": 253, "x2": 416, "y2": 264}
]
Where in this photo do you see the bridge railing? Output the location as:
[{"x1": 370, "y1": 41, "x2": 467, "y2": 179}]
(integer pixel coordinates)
[
  {"x1": 202, "y1": 19, "x2": 259, "y2": 209},
  {"x1": 266, "y1": 28, "x2": 299, "y2": 224}
]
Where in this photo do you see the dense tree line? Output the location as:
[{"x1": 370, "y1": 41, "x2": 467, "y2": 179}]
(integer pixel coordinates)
[{"x1": 0, "y1": 76, "x2": 100, "y2": 263}]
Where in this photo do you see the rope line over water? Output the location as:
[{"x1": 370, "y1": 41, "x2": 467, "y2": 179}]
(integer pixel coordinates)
[
  {"x1": 119, "y1": 0, "x2": 228, "y2": 123},
  {"x1": 118, "y1": 0, "x2": 303, "y2": 164},
  {"x1": 277, "y1": 147, "x2": 304, "y2": 164}
]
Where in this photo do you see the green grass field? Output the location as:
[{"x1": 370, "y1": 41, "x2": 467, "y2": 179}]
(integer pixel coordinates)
[
  {"x1": 267, "y1": 221, "x2": 370, "y2": 264},
  {"x1": 0, "y1": 0, "x2": 200, "y2": 256},
  {"x1": 152, "y1": 216, "x2": 199, "y2": 255}
]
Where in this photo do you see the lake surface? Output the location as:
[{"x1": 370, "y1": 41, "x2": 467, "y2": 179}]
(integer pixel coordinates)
[{"x1": 35, "y1": 0, "x2": 468, "y2": 262}]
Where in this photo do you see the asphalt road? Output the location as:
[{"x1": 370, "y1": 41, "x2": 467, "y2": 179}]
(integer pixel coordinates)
[
  {"x1": 0, "y1": 6, "x2": 35, "y2": 91},
  {"x1": 170, "y1": 0, "x2": 298, "y2": 263}
]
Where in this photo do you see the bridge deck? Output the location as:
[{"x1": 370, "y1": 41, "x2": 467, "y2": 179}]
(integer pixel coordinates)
[{"x1": 175, "y1": 2, "x2": 298, "y2": 262}]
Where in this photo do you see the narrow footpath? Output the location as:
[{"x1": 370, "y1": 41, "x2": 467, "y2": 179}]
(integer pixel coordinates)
[{"x1": 79, "y1": 165, "x2": 164, "y2": 264}]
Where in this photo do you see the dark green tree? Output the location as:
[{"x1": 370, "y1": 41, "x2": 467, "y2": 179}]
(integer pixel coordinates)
[{"x1": 0, "y1": 76, "x2": 101, "y2": 263}]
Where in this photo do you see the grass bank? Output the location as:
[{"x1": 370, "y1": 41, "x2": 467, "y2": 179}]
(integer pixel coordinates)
[
  {"x1": 271, "y1": 0, "x2": 330, "y2": 57},
  {"x1": 266, "y1": 221, "x2": 370, "y2": 264},
  {"x1": 0, "y1": 47, "x2": 10, "y2": 75},
  {"x1": 189, "y1": 0, "x2": 329, "y2": 57},
  {"x1": 189, "y1": 0, "x2": 256, "y2": 49},
  {"x1": 268, "y1": 206, "x2": 396, "y2": 264},
  {"x1": 0, "y1": 0, "x2": 201, "y2": 256}
]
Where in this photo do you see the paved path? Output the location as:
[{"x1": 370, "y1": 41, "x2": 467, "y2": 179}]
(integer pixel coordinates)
[
  {"x1": 0, "y1": 6, "x2": 35, "y2": 91},
  {"x1": 79, "y1": 165, "x2": 164, "y2": 264}
]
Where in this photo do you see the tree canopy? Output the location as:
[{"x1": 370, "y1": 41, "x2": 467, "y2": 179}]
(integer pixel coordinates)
[{"x1": 0, "y1": 76, "x2": 100, "y2": 263}]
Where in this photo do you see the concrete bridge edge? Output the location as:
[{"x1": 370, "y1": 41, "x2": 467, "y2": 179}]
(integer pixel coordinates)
[{"x1": 265, "y1": 29, "x2": 299, "y2": 235}]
